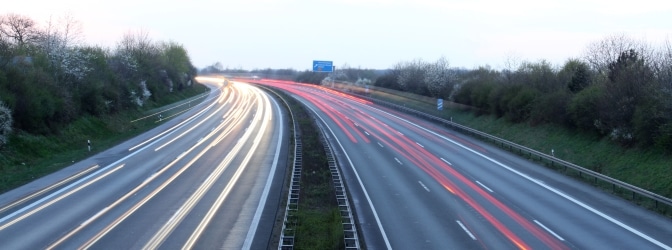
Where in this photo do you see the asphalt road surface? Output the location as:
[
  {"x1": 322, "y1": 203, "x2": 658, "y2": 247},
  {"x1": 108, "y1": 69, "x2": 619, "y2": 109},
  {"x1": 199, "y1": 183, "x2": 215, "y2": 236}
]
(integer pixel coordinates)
[
  {"x1": 0, "y1": 79, "x2": 288, "y2": 250},
  {"x1": 256, "y1": 79, "x2": 672, "y2": 250}
]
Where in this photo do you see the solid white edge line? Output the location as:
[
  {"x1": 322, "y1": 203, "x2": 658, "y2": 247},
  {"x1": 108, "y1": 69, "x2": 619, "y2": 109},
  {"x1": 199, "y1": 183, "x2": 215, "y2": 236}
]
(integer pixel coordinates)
[
  {"x1": 534, "y1": 220, "x2": 565, "y2": 241},
  {"x1": 242, "y1": 89, "x2": 284, "y2": 249},
  {"x1": 394, "y1": 158, "x2": 402, "y2": 165},
  {"x1": 368, "y1": 105, "x2": 672, "y2": 250},
  {"x1": 456, "y1": 220, "x2": 476, "y2": 240},
  {"x1": 299, "y1": 99, "x2": 393, "y2": 250}
]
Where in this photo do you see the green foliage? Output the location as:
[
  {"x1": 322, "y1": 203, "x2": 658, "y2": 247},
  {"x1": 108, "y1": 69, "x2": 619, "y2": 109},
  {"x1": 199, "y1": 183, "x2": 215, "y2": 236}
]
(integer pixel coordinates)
[
  {"x1": 505, "y1": 86, "x2": 537, "y2": 122},
  {"x1": 530, "y1": 90, "x2": 571, "y2": 125},
  {"x1": 600, "y1": 49, "x2": 656, "y2": 144},
  {"x1": 560, "y1": 59, "x2": 592, "y2": 93},
  {"x1": 0, "y1": 85, "x2": 207, "y2": 193},
  {"x1": 295, "y1": 70, "x2": 328, "y2": 84},
  {"x1": 0, "y1": 22, "x2": 197, "y2": 135},
  {"x1": 374, "y1": 71, "x2": 401, "y2": 90},
  {"x1": 568, "y1": 84, "x2": 603, "y2": 132}
]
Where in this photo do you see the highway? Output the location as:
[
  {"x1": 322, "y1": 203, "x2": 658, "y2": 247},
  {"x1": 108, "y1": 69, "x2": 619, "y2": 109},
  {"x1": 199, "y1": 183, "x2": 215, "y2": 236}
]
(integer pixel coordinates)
[
  {"x1": 0, "y1": 79, "x2": 288, "y2": 249},
  {"x1": 255, "y1": 79, "x2": 672, "y2": 250}
]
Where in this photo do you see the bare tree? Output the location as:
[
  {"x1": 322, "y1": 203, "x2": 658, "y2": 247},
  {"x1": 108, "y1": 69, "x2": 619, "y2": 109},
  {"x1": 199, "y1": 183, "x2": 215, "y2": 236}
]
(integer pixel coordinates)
[
  {"x1": 0, "y1": 13, "x2": 39, "y2": 47},
  {"x1": 584, "y1": 34, "x2": 653, "y2": 75}
]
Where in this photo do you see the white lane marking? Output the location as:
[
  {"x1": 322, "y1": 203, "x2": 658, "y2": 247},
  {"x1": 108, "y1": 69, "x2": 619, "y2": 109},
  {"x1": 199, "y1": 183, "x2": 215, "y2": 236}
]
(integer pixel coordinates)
[
  {"x1": 0, "y1": 164, "x2": 99, "y2": 214},
  {"x1": 534, "y1": 220, "x2": 565, "y2": 241},
  {"x1": 128, "y1": 89, "x2": 220, "y2": 151},
  {"x1": 0, "y1": 164, "x2": 126, "y2": 231},
  {"x1": 369, "y1": 105, "x2": 672, "y2": 250},
  {"x1": 394, "y1": 158, "x2": 402, "y2": 165},
  {"x1": 242, "y1": 86, "x2": 285, "y2": 249},
  {"x1": 364, "y1": 131, "x2": 370, "y2": 136},
  {"x1": 397, "y1": 131, "x2": 404, "y2": 136},
  {"x1": 440, "y1": 157, "x2": 452, "y2": 165},
  {"x1": 416, "y1": 142, "x2": 424, "y2": 148},
  {"x1": 299, "y1": 101, "x2": 392, "y2": 249},
  {"x1": 418, "y1": 181, "x2": 430, "y2": 192},
  {"x1": 457, "y1": 220, "x2": 476, "y2": 240},
  {"x1": 475, "y1": 181, "x2": 494, "y2": 193},
  {"x1": 377, "y1": 142, "x2": 384, "y2": 148}
]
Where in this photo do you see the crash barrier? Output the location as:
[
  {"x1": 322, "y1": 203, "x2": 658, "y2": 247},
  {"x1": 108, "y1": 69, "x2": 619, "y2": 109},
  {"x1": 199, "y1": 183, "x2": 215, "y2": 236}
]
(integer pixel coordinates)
[
  {"x1": 257, "y1": 86, "x2": 300, "y2": 250},
  {"x1": 315, "y1": 121, "x2": 361, "y2": 249},
  {"x1": 349, "y1": 91, "x2": 672, "y2": 213}
]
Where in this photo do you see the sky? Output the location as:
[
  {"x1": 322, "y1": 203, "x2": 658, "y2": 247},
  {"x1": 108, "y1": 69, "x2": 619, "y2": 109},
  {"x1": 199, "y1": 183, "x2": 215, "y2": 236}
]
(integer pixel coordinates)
[{"x1": 5, "y1": 0, "x2": 672, "y2": 71}]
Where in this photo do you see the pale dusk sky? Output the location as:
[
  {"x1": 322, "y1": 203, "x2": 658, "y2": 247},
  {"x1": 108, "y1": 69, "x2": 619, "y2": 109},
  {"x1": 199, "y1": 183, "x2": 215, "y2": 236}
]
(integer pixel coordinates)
[{"x1": 5, "y1": 0, "x2": 672, "y2": 70}]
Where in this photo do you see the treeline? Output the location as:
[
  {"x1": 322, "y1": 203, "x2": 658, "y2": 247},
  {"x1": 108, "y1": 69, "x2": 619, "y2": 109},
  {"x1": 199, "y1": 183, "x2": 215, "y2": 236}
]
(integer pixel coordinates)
[
  {"x1": 0, "y1": 13, "x2": 197, "y2": 144},
  {"x1": 374, "y1": 35, "x2": 672, "y2": 151},
  {"x1": 200, "y1": 61, "x2": 383, "y2": 85},
  {"x1": 295, "y1": 65, "x2": 380, "y2": 85}
]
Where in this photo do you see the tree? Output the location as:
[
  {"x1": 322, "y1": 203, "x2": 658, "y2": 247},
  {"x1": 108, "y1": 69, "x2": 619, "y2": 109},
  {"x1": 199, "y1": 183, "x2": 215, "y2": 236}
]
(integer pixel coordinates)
[
  {"x1": 395, "y1": 59, "x2": 428, "y2": 95},
  {"x1": 584, "y1": 34, "x2": 652, "y2": 76},
  {"x1": 0, "y1": 100, "x2": 11, "y2": 147},
  {"x1": 559, "y1": 59, "x2": 592, "y2": 93},
  {"x1": 424, "y1": 56, "x2": 455, "y2": 98},
  {"x1": 599, "y1": 49, "x2": 656, "y2": 144},
  {"x1": 0, "y1": 13, "x2": 39, "y2": 48},
  {"x1": 568, "y1": 84, "x2": 603, "y2": 132}
]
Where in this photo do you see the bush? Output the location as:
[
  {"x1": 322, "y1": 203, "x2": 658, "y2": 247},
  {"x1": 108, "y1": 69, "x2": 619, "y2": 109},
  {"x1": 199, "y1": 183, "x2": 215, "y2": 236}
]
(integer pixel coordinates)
[
  {"x1": 0, "y1": 100, "x2": 12, "y2": 147},
  {"x1": 505, "y1": 86, "x2": 538, "y2": 123},
  {"x1": 530, "y1": 91, "x2": 571, "y2": 126},
  {"x1": 568, "y1": 84, "x2": 603, "y2": 132}
]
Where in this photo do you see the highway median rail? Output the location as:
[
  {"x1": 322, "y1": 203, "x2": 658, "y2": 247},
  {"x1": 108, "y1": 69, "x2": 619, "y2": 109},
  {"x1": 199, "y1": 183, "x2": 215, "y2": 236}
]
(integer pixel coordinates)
[{"x1": 256, "y1": 84, "x2": 360, "y2": 249}]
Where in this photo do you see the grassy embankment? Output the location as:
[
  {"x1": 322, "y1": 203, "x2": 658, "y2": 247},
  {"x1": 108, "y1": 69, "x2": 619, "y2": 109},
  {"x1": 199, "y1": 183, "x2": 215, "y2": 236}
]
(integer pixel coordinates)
[
  {"x1": 269, "y1": 87, "x2": 343, "y2": 249},
  {"x1": 0, "y1": 84, "x2": 210, "y2": 193},
  {"x1": 339, "y1": 84, "x2": 671, "y2": 213}
]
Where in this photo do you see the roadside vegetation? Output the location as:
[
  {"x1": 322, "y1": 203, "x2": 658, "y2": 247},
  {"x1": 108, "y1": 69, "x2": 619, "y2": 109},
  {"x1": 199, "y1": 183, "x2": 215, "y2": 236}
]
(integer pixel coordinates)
[
  {"x1": 270, "y1": 88, "x2": 343, "y2": 249},
  {"x1": 290, "y1": 34, "x2": 672, "y2": 201},
  {"x1": 0, "y1": 13, "x2": 202, "y2": 193},
  {"x1": 372, "y1": 35, "x2": 672, "y2": 155}
]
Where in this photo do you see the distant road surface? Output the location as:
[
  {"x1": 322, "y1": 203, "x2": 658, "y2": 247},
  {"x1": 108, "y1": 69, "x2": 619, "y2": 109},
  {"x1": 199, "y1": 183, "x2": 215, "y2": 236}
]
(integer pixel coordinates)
[
  {"x1": 255, "y1": 79, "x2": 672, "y2": 250},
  {"x1": 0, "y1": 80, "x2": 288, "y2": 249}
]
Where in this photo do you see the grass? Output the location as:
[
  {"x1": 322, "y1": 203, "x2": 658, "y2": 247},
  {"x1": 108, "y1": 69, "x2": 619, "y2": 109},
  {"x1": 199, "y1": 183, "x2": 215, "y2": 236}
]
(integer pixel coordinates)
[
  {"x1": 0, "y1": 84, "x2": 210, "y2": 193},
  {"x1": 266, "y1": 87, "x2": 344, "y2": 249},
  {"x1": 340, "y1": 85, "x2": 672, "y2": 206}
]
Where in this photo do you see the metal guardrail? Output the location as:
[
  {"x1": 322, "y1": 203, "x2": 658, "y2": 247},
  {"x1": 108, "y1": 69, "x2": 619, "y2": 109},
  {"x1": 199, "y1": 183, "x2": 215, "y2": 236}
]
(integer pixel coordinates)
[
  {"x1": 259, "y1": 84, "x2": 361, "y2": 249},
  {"x1": 349, "y1": 92, "x2": 672, "y2": 211},
  {"x1": 315, "y1": 121, "x2": 361, "y2": 249},
  {"x1": 257, "y1": 86, "x2": 301, "y2": 250}
]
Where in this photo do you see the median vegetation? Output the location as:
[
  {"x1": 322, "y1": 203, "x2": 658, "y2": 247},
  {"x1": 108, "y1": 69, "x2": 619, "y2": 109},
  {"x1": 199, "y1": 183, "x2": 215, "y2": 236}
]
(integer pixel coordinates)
[
  {"x1": 0, "y1": 13, "x2": 203, "y2": 193},
  {"x1": 267, "y1": 87, "x2": 343, "y2": 249}
]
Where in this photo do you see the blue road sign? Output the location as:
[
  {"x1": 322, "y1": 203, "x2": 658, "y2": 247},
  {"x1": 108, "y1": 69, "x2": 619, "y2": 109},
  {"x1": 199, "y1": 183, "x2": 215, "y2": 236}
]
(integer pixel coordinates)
[
  {"x1": 313, "y1": 60, "x2": 334, "y2": 72},
  {"x1": 437, "y1": 98, "x2": 444, "y2": 111}
]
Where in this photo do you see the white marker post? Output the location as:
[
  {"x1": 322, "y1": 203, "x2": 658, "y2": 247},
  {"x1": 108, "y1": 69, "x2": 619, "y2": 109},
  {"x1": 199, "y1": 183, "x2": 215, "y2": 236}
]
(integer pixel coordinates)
[{"x1": 87, "y1": 140, "x2": 91, "y2": 152}]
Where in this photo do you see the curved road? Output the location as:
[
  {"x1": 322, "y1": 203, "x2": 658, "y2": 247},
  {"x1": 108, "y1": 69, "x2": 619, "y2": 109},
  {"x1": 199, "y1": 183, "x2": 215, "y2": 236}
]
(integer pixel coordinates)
[
  {"x1": 0, "y1": 79, "x2": 288, "y2": 249},
  {"x1": 256, "y1": 79, "x2": 672, "y2": 250}
]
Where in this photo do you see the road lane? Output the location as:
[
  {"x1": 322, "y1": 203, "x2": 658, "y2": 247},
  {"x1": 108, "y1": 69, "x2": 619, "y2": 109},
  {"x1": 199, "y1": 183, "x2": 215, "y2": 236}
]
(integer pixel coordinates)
[
  {"x1": 0, "y1": 81, "x2": 288, "y2": 249},
  {"x1": 257, "y1": 80, "x2": 672, "y2": 250}
]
